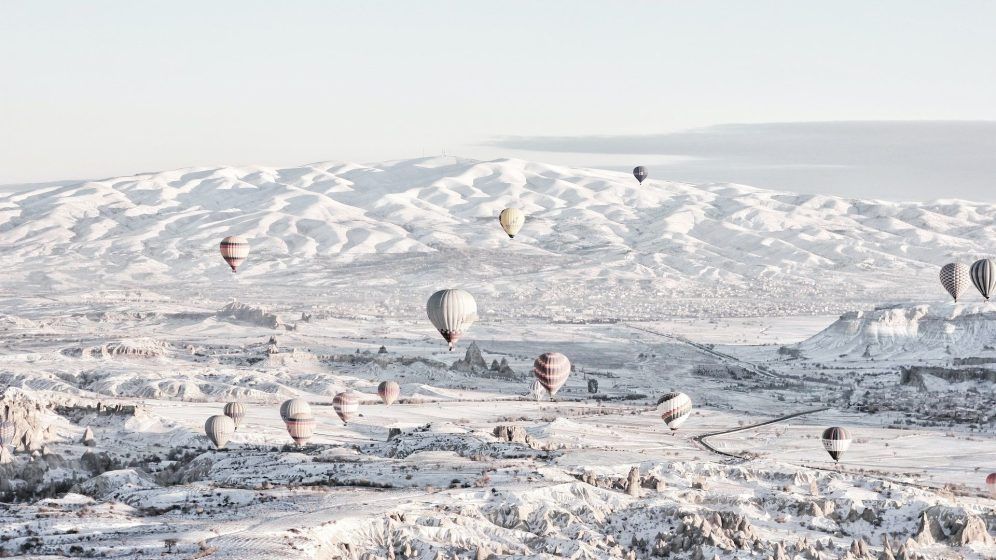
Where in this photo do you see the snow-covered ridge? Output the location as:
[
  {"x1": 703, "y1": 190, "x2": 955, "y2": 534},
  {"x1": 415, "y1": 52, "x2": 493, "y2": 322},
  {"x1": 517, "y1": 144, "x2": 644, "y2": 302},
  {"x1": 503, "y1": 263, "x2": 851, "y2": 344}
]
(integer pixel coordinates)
[
  {"x1": 795, "y1": 302, "x2": 996, "y2": 360},
  {"x1": 2, "y1": 156, "x2": 994, "y2": 306}
]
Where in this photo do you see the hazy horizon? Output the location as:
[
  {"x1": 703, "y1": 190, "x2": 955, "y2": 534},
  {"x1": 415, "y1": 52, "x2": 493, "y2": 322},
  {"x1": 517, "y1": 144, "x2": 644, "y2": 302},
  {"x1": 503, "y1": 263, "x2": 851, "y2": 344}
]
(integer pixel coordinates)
[{"x1": 3, "y1": 2, "x2": 995, "y2": 200}]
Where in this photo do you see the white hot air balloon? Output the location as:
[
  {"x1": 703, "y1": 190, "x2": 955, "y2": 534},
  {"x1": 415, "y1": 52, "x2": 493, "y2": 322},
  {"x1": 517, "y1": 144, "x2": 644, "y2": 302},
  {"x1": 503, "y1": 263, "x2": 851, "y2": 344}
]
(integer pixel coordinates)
[
  {"x1": 285, "y1": 413, "x2": 316, "y2": 446},
  {"x1": 280, "y1": 399, "x2": 311, "y2": 422},
  {"x1": 426, "y1": 289, "x2": 478, "y2": 351},
  {"x1": 658, "y1": 392, "x2": 692, "y2": 431},
  {"x1": 224, "y1": 402, "x2": 246, "y2": 430},
  {"x1": 219, "y1": 236, "x2": 250, "y2": 273},
  {"x1": 205, "y1": 415, "x2": 236, "y2": 449},
  {"x1": 498, "y1": 208, "x2": 525, "y2": 239}
]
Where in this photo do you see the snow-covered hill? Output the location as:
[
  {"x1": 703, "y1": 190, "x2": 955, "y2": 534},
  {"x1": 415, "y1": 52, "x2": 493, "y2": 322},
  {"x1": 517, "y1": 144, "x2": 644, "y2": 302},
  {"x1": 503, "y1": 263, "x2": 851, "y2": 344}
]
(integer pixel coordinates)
[
  {"x1": 795, "y1": 303, "x2": 996, "y2": 361},
  {"x1": 2, "y1": 156, "x2": 994, "y2": 316}
]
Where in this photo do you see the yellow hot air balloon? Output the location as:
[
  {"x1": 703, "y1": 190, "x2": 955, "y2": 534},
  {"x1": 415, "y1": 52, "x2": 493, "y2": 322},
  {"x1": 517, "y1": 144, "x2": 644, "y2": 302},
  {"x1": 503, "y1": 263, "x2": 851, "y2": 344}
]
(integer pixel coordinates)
[{"x1": 498, "y1": 208, "x2": 525, "y2": 239}]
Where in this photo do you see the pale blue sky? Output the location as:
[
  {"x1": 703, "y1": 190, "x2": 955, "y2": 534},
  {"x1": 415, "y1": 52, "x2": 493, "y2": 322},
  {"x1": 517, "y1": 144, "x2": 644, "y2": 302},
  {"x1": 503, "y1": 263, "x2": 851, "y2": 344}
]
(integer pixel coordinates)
[{"x1": 2, "y1": 1, "x2": 994, "y2": 199}]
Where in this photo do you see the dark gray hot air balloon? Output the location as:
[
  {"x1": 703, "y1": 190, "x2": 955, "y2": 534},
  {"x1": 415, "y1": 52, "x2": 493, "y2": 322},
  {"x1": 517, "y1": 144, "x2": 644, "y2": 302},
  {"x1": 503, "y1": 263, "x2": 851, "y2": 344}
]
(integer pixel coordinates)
[
  {"x1": 939, "y1": 263, "x2": 970, "y2": 302},
  {"x1": 970, "y1": 259, "x2": 996, "y2": 300},
  {"x1": 633, "y1": 166, "x2": 648, "y2": 184}
]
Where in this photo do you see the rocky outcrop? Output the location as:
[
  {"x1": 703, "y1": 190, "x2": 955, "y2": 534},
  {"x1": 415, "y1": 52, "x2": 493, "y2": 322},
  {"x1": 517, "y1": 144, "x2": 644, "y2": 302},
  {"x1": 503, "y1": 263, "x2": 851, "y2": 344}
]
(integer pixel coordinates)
[
  {"x1": 217, "y1": 301, "x2": 286, "y2": 330},
  {"x1": 451, "y1": 342, "x2": 487, "y2": 372},
  {"x1": 82, "y1": 426, "x2": 96, "y2": 447}
]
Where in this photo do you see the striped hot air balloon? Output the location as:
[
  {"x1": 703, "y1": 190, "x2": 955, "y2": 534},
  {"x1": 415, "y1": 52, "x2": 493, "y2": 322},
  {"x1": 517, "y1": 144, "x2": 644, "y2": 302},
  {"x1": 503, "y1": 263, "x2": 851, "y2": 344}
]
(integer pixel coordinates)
[
  {"x1": 940, "y1": 263, "x2": 970, "y2": 302},
  {"x1": 426, "y1": 289, "x2": 478, "y2": 351},
  {"x1": 987, "y1": 472, "x2": 996, "y2": 495},
  {"x1": 633, "y1": 166, "x2": 648, "y2": 184},
  {"x1": 378, "y1": 381, "x2": 400, "y2": 406},
  {"x1": 219, "y1": 236, "x2": 250, "y2": 273},
  {"x1": 821, "y1": 427, "x2": 851, "y2": 462},
  {"x1": 0, "y1": 420, "x2": 15, "y2": 449},
  {"x1": 970, "y1": 259, "x2": 996, "y2": 300},
  {"x1": 285, "y1": 413, "x2": 316, "y2": 446},
  {"x1": 280, "y1": 398, "x2": 311, "y2": 422},
  {"x1": 498, "y1": 208, "x2": 525, "y2": 239},
  {"x1": 223, "y1": 402, "x2": 246, "y2": 430},
  {"x1": 533, "y1": 352, "x2": 571, "y2": 397},
  {"x1": 333, "y1": 391, "x2": 360, "y2": 424},
  {"x1": 204, "y1": 415, "x2": 236, "y2": 449},
  {"x1": 658, "y1": 392, "x2": 692, "y2": 431}
]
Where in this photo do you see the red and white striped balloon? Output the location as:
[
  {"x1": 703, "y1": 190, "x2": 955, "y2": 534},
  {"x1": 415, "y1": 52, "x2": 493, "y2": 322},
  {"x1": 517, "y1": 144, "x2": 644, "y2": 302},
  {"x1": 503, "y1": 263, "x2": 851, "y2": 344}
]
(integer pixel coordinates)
[
  {"x1": 533, "y1": 352, "x2": 571, "y2": 396},
  {"x1": 333, "y1": 391, "x2": 360, "y2": 424},
  {"x1": 285, "y1": 413, "x2": 316, "y2": 445},
  {"x1": 219, "y1": 236, "x2": 250, "y2": 273},
  {"x1": 378, "y1": 381, "x2": 400, "y2": 406}
]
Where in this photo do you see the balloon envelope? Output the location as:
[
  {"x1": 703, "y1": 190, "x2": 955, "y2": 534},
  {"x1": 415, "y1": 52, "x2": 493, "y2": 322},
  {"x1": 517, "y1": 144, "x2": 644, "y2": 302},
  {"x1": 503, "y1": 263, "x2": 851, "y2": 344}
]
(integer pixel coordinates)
[
  {"x1": 533, "y1": 352, "x2": 571, "y2": 396},
  {"x1": 658, "y1": 392, "x2": 692, "y2": 431},
  {"x1": 633, "y1": 166, "x2": 648, "y2": 184},
  {"x1": 498, "y1": 208, "x2": 525, "y2": 239},
  {"x1": 0, "y1": 420, "x2": 15, "y2": 449},
  {"x1": 970, "y1": 259, "x2": 996, "y2": 300},
  {"x1": 426, "y1": 289, "x2": 478, "y2": 351},
  {"x1": 821, "y1": 426, "x2": 851, "y2": 462},
  {"x1": 987, "y1": 472, "x2": 996, "y2": 494},
  {"x1": 939, "y1": 263, "x2": 970, "y2": 302},
  {"x1": 280, "y1": 399, "x2": 311, "y2": 422},
  {"x1": 285, "y1": 413, "x2": 316, "y2": 446},
  {"x1": 223, "y1": 402, "x2": 246, "y2": 429},
  {"x1": 333, "y1": 391, "x2": 360, "y2": 424},
  {"x1": 219, "y1": 236, "x2": 249, "y2": 273},
  {"x1": 205, "y1": 415, "x2": 236, "y2": 449},
  {"x1": 378, "y1": 381, "x2": 400, "y2": 405}
]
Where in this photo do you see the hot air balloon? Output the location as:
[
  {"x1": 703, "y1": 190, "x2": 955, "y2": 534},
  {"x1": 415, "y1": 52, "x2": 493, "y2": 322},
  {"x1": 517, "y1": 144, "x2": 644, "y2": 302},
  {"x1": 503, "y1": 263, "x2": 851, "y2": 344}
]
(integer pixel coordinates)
[
  {"x1": 658, "y1": 392, "x2": 692, "y2": 431},
  {"x1": 970, "y1": 259, "x2": 996, "y2": 300},
  {"x1": 633, "y1": 166, "x2": 648, "y2": 184},
  {"x1": 378, "y1": 381, "x2": 400, "y2": 406},
  {"x1": 821, "y1": 427, "x2": 851, "y2": 462},
  {"x1": 426, "y1": 289, "x2": 478, "y2": 351},
  {"x1": 219, "y1": 236, "x2": 250, "y2": 273},
  {"x1": 280, "y1": 398, "x2": 311, "y2": 422},
  {"x1": 940, "y1": 263, "x2": 970, "y2": 302},
  {"x1": 987, "y1": 472, "x2": 996, "y2": 495},
  {"x1": 498, "y1": 208, "x2": 525, "y2": 239},
  {"x1": 0, "y1": 420, "x2": 15, "y2": 449},
  {"x1": 204, "y1": 415, "x2": 236, "y2": 449},
  {"x1": 285, "y1": 413, "x2": 316, "y2": 446},
  {"x1": 224, "y1": 402, "x2": 246, "y2": 430},
  {"x1": 333, "y1": 391, "x2": 360, "y2": 424},
  {"x1": 533, "y1": 352, "x2": 571, "y2": 397}
]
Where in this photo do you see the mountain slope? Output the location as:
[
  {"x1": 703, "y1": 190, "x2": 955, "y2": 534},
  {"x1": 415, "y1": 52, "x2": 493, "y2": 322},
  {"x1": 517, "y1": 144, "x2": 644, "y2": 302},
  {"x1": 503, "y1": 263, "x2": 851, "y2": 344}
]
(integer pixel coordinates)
[{"x1": 1, "y1": 156, "x2": 994, "y2": 317}]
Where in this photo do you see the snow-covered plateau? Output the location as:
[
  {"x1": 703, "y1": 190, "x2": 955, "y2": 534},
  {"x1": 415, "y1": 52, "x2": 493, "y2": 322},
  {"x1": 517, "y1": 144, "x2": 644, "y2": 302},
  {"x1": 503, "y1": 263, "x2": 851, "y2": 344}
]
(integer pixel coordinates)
[{"x1": 0, "y1": 157, "x2": 992, "y2": 559}]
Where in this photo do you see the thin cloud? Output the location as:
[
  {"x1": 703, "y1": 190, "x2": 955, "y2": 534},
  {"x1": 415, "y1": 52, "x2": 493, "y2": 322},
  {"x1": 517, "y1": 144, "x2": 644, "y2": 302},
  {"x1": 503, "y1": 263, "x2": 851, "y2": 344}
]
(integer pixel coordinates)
[{"x1": 489, "y1": 121, "x2": 996, "y2": 201}]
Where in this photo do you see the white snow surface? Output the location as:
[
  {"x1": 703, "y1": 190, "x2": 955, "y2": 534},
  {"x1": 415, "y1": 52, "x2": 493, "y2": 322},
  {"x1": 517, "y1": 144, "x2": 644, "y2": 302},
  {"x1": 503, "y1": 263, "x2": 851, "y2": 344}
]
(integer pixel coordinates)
[{"x1": 0, "y1": 157, "x2": 993, "y2": 559}]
